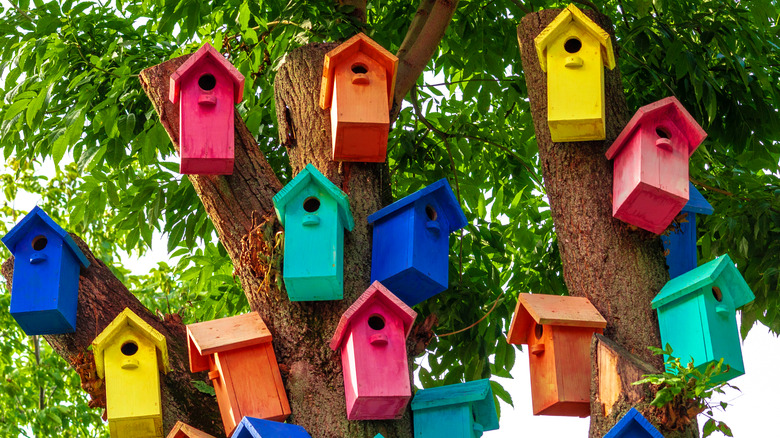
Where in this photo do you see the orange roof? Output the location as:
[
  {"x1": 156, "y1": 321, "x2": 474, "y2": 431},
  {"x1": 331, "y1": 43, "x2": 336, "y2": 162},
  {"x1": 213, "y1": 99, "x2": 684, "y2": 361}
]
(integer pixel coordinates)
[
  {"x1": 506, "y1": 293, "x2": 606, "y2": 345},
  {"x1": 167, "y1": 421, "x2": 216, "y2": 438},
  {"x1": 169, "y1": 43, "x2": 245, "y2": 104},
  {"x1": 187, "y1": 312, "x2": 272, "y2": 373}
]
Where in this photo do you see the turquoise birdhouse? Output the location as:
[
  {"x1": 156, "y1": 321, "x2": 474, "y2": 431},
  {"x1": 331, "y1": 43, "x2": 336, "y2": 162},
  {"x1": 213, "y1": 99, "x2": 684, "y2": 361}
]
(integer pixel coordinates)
[
  {"x1": 661, "y1": 183, "x2": 713, "y2": 279},
  {"x1": 603, "y1": 408, "x2": 663, "y2": 438},
  {"x1": 651, "y1": 254, "x2": 754, "y2": 383},
  {"x1": 411, "y1": 379, "x2": 499, "y2": 438},
  {"x1": 273, "y1": 164, "x2": 354, "y2": 301}
]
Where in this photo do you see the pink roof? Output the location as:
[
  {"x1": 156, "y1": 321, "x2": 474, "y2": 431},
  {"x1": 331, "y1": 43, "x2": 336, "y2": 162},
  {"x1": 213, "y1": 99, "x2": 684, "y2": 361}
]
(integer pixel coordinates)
[
  {"x1": 329, "y1": 281, "x2": 417, "y2": 350},
  {"x1": 169, "y1": 43, "x2": 245, "y2": 104}
]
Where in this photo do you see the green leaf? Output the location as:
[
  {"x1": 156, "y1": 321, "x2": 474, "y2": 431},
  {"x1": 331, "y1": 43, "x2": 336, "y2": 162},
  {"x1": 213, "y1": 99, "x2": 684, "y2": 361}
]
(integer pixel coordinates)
[
  {"x1": 26, "y1": 86, "x2": 47, "y2": 127},
  {"x1": 4, "y1": 99, "x2": 31, "y2": 121},
  {"x1": 51, "y1": 113, "x2": 85, "y2": 164},
  {"x1": 191, "y1": 380, "x2": 215, "y2": 396}
]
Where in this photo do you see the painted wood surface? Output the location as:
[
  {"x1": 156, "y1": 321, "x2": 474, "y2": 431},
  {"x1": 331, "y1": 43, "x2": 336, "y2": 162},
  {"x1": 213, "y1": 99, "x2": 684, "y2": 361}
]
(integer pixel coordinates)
[
  {"x1": 367, "y1": 179, "x2": 467, "y2": 306},
  {"x1": 506, "y1": 293, "x2": 606, "y2": 344},
  {"x1": 411, "y1": 379, "x2": 499, "y2": 438},
  {"x1": 1, "y1": 206, "x2": 89, "y2": 335},
  {"x1": 661, "y1": 183, "x2": 714, "y2": 279},
  {"x1": 187, "y1": 312, "x2": 272, "y2": 356},
  {"x1": 167, "y1": 421, "x2": 217, "y2": 438},
  {"x1": 231, "y1": 416, "x2": 312, "y2": 438},
  {"x1": 603, "y1": 408, "x2": 664, "y2": 438},
  {"x1": 594, "y1": 334, "x2": 657, "y2": 418}
]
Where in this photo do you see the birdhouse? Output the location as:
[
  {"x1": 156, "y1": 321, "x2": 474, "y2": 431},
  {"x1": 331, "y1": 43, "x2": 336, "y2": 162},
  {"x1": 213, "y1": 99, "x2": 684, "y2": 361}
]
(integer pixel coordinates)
[
  {"x1": 231, "y1": 417, "x2": 311, "y2": 438},
  {"x1": 605, "y1": 97, "x2": 707, "y2": 234},
  {"x1": 651, "y1": 254, "x2": 754, "y2": 383},
  {"x1": 506, "y1": 293, "x2": 606, "y2": 417},
  {"x1": 319, "y1": 33, "x2": 398, "y2": 162},
  {"x1": 169, "y1": 43, "x2": 245, "y2": 175},
  {"x1": 187, "y1": 313, "x2": 290, "y2": 436},
  {"x1": 661, "y1": 183, "x2": 714, "y2": 279},
  {"x1": 167, "y1": 422, "x2": 216, "y2": 438},
  {"x1": 411, "y1": 379, "x2": 499, "y2": 438},
  {"x1": 1, "y1": 206, "x2": 89, "y2": 335},
  {"x1": 329, "y1": 281, "x2": 417, "y2": 420},
  {"x1": 367, "y1": 179, "x2": 467, "y2": 306},
  {"x1": 534, "y1": 4, "x2": 616, "y2": 142},
  {"x1": 92, "y1": 308, "x2": 170, "y2": 438},
  {"x1": 603, "y1": 408, "x2": 663, "y2": 438},
  {"x1": 272, "y1": 164, "x2": 354, "y2": 301}
]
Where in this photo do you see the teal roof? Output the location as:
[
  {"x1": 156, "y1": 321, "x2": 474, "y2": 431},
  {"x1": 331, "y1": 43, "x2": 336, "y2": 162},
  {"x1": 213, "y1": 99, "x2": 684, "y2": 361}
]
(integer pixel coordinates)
[
  {"x1": 683, "y1": 183, "x2": 713, "y2": 215},
  {"x1": 2, "y1": 206, "x2": 89, "y2": 267},
  {"x1": 272, "y1": 164, "x2": 354, "y2": 231},
  {"x1": 411, "y1": 379, "x2": 499, "y2": 431}
]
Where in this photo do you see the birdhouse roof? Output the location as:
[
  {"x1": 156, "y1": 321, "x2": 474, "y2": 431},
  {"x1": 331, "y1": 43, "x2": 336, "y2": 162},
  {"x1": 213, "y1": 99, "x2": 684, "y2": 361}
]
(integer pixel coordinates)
[
  {"x1": 319, "y1": 33, "x2": 398, "y2": 109},
  {"x1": 92, "y1": 308, "x2": 170, "y2": 379},
  {"x1": 167, "y1": 421, "x2": 216, "y2": 438},
  {"x1": 329, "y1": 281, "x2": 417, "y2": 350},
  {"x1": 1, "y1": 206, "x2": 90, "y2": 268},
  {"x1": 605, "y1": 96, "x2": 707, "y2": 160},
  {"x1": 651, "y1": 254, "x2": 755, "y2": 309},
  {"x1": 273, "y1": 164, "x2": 355, "y2": 231},
  {"x1": 534, "y1": 4, "x2": 616, "y2": 72},
  {"x1": 603, "y1": 408, "x2": 664, "y2": 438},
  {"x1": 187, "y1": 312, "x2": 272, "y2": 373},
  {"x1": 506, "y1": 293, "x2": 606, "y2": 345},
  {"x1": 682, "y1": 182, "x2": 713, "y2": 215},
  {"x1": 410, "y1": 379, "x2": 499, "y2": 431},
  {"x1": 367, "y1": 179, "x2": 468, "y2": 233},
  {"x1": 232, "y1": 416, "x2": 312, "y2": 438},
  {"x1": 169, "y1": 42, "x2": 245, "y2": 104}
]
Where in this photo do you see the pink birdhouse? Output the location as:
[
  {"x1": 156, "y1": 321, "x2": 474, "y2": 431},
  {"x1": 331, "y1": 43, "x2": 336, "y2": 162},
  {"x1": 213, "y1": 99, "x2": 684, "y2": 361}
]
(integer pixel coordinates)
[
  {"x1": 329, "y1": 281, "x2": 417, "y2": 420},
  {"x1": 605, "y1": 97, "x2": 706, "y2": 234},
  {"x1": 169, "y1": 43, "x2": 245, "y2": 175}
]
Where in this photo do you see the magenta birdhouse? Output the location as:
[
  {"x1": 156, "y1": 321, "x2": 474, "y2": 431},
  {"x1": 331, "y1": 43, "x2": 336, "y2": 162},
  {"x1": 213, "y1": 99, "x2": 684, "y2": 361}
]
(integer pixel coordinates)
[
  {"x1": 329, "y1": 281, "x2": 416, "y2": 420},
  {"x1": 605, "y1": 97, "x2": 706, "y2": 234},
  {"x1": 169, "y1": 43, "x2": 245, "y2": 175}
]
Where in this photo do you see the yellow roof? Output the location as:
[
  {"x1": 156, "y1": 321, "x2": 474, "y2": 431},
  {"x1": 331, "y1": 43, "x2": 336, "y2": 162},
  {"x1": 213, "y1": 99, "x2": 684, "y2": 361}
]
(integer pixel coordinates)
[
  {"x1": 534, "y1": 4, "x2": 616, "y2": 72},
  {"x1": 92, "y1": 308, "x2": 170, "y2": 378}
]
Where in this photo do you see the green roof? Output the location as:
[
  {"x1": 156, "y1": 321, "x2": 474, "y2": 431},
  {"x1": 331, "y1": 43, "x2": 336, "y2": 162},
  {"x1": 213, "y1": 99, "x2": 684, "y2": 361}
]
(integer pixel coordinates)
[{"x1": 272, "y1": 164, "x2": 354, "y2": 230}]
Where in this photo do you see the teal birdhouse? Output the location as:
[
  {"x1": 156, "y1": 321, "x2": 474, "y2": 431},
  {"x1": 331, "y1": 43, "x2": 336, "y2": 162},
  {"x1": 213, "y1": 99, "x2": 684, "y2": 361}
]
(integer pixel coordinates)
[
  {"x1": 651, "y1": 254, "x2": 755, "y2": 382},
  {"x1": 411, "y1": 379, "x2": 499, "y2": 438},
  {"x1": 273, "y1": 164, "x2": 354, "y2": 301}
]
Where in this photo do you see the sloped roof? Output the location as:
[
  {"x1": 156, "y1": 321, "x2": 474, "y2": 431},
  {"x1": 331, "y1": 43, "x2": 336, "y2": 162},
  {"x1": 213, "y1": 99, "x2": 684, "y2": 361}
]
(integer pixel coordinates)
[
  {"x1": 167, "y1": 421, "x2": 216, "y2": 438},
  {"x1": 411, "y1": 379, "x2": 499, "y2": 431},
  {"x1": 329, "y1": 281, "x2": 417, "y2": 350},
  {"x1": 2, "y1": 206, "x2": 90, "y2": 268},
  {"x1": 169, "y1": 42, "x2": 245, "y2": 104},
  {"x1": 683, "y1": 182, "x2": 714, "y2": 215},
  {"x1": 534, "y1": 4, "x2": 616, "y2": 72},
  {"x1": 603, "y1": 408, "x2": 664, "y2": 438},
  {"x1": 506, "y1": 293, "x2": 606, "y2": 345},
  {"x1": 319, "y1": 33, "x2": 398, "y2": 109},
  {"x1": 232, "y1": 416, "x2": 312, "y2": 438},
  {"x1": 273, "y1": 164, "x2": 354, "y2": 231},
  {"x1": 367, "y1": 179, "x2": 467, "y2": 233},
  {"x1": 187, "y1": 312, "x2": 272, "y2": 373},
  {"x1": 92, "y1": 308, "x2": 170, "y2": 378}
]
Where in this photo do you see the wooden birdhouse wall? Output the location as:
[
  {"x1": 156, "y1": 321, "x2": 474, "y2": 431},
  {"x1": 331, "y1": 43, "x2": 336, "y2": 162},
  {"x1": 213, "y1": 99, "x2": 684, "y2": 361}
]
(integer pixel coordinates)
[{"x1": 413, "y1": 405, "x2": 473, "y2": 438}]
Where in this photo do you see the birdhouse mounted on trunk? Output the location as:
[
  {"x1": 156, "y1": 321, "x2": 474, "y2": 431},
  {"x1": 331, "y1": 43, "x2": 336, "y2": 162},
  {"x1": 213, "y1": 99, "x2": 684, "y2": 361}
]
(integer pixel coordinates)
[
  {"x1": 651, "y1": 254, "x2": 754, "y2": 383},
  {"x1": 167, "y1": 422, "x2": 217, "y2": 438},
  {"x1": 329, "y1": 281, "x2": 417, "y2": 420},
  {"x1": 506, "y1": 293, "x2": 606, "y2": 417},
  {"x1": 187, "y1": 313, "x2": 290, "y2": 436},
  {"x1": 603, "y1": 408, "x2": 664, "y2": 438},
  {"x1": 169, "y1": 43, "x2": 245, "y2": 175},
  {"x1": 230, "y1": 417, "x2": 311, "y2": 438},
  {"x1": 661, "y1": 183, "x2": 714, "y2": 279},
  {"x1": 535, "y1": 3, "x2": 616, "y2": 142},
  {"x1": 411, "y1": 379, "x2": 500, "y2": 438},
  {"x1": 605, "y1": 96, "x2": 707, "y2": 234},
  {"x1": 1, "y1": 206, "x2": 89, "y2": 335},
  {"x1": 319, "y1": 33, "x2": 398, "y2": 162}
]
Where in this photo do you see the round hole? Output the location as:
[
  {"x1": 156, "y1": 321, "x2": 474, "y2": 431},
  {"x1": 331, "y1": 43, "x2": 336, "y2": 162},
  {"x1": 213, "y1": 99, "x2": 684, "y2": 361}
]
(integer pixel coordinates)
[
  {"x1": 303, "y1": 197, "x2": 320, "y2": 213},
  {"x1": 656, "y1": 127, "x2": 671, "y2": 139},
  {"x1": 198, "y1": 74, "x2": 216, "y2": 91},
  {"x1": 368, "y1": 314, "x2": 385, "y2": 330},
  {"x1": 534, "y1": 323, "x2": 544, "y2": 339},
  {"x1": 351, "y1": 63, "x2": 368, "y2": 74},
  {"x1": 121, "y1": 341, "x2": 138, "y2": 356},
  {"x1": 425, "y1": 205, "x2": 437, "y2": 221},
  {"x1": 564, "y1": 37, "x2": 582, "y2": 53},
  {"x1": 712, "y1": 286, "x2": 723, "y2": 302},
  {"x1": 31, "y1": 235, "x2": 47, "y2": 251}
]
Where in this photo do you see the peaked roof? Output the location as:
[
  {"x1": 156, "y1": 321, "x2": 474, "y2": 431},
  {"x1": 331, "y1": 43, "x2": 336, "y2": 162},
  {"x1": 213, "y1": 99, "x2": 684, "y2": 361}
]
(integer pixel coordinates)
[
  {"x1": 187, "y1": 312, "x2": 272, "y2": 373},
  {"x1": 319, "y1": 33, "x2": 398, "y2": 110},
  {"x1": 329, "y1": 281, "x2": 417, "y2": 350},
  {"x1": 682, "y1": 182, "x2": 714, "y2": 215},
  {"x1": 367, "y1": 179, "x2": 467, "y2": 233},
  {"x1": 651, "y1": 254, "x2": 755, "y2": 309},
  {"x1": 534, "y1": 4, "x2": 616, "y2": 72},
  {"x1": 603, "y1": 408, "x2": 664, "y2": 438},
  {"x1": 507, "y1": 293, "x2": 606, "y2": 345},
  {"x1": 169, "y1": 42, "x2": 245, "y2": 104},
  {"x1": 273, "y1": 164, "x2": 355, "y2": 230},
  {"x1": 411, "y1": 379, "x2": 499, "y2": 431},
  {"x1": 167, "y1": 421, "x2": 216, "y2": 438},
  {"x1": 2, "y1": 206, "x2": 90, "y2": 268},
  {"x1": 606, "y1": 96, "x2": 707, "y2": 160},
  {"x1": 92, "y1": 308, "x2": 170, "y2": 378},
  {"x1": 232, "y1": 416, "x2": 311, "y2": 438}
]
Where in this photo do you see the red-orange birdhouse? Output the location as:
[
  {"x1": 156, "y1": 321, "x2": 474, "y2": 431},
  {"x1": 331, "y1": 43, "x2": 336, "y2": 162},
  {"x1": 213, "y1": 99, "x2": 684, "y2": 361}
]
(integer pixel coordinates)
[
  {"x1": 187, "y1": 313, "x2": 290, "y2": 436},
  {"x1": 167, "y1": 421, "x2": 216, "y2": 438},
  {"x1": 507, "y1": 293, "x2": 606, "y2": 417},
  {"x1": 319, "y1": 33, "x2": 398, "y2": 163}
]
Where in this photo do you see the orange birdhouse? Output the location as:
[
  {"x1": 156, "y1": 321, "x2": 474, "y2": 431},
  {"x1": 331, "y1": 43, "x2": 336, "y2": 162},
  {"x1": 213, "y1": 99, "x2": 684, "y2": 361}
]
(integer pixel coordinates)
[
  {"x1": 167, "y1": 421, "x2": 216, "y2": 438},
  {"x1": 187, "y1": 313, "x2": 290, "y2": 436},
  {"x1": 320, "y1": 33, "x2": 398, "y2": 162},
  {"x1": 507, "y1": 293, "x2": 606, "y2": 417}
]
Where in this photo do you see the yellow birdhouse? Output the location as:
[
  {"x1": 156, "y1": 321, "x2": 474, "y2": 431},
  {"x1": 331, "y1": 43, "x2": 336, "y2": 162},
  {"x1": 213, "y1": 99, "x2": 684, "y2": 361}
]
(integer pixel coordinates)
[
  {"x1": 535, "y1": 4, "x2": 616, "y2": 142},
  {"x1": 92, "y1": 308, "x2": 170, "y2": 438}
]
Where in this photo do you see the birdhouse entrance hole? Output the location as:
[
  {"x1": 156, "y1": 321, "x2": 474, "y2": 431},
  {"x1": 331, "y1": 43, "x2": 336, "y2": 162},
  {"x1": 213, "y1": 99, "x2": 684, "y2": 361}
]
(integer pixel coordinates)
[
  {"x1": 31, "y1": 235, "x2": 47, "y2": 251},
  {"x1": 303, "y1": 197, "x2": 321, "y2": 212},
  {"x1": 425, "y1": 205, "x2": 437, "y2": 221},
  {"x1": 656, "y1": 127, "x2": 671, "y2": 139},
  {"x1": 198, "y1": 74, "x2": 216, "y2": 91},
  {"x1": 712, "y1": 286, "x2": 723, "y2": 302},
  {"x1": 368, "y1": 314, "x2": 385, "y2": 330},
  {"x1": 564, "y1": 37, "x2": 582, "y2": 53},
  {"x1": 121, "y1": 341, "x2": 139, "y2": 356},
  {"x1": 351, "y1": 63, "x2": 368, "y2": 74},
  {"x1": 534, "y1": 323, "x2": 544, "y2": 339}
]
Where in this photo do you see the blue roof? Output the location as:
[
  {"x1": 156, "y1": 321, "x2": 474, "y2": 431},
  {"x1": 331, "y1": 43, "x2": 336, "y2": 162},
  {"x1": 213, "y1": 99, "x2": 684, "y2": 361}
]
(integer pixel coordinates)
[
  {"x1": 273, "y1": 164, "x2": 354, "y2": 231},
  {"x1": 603, "y1": 408, "x2": 664, "y2": 438},
  {"x1": 2, "y1": 206, "x2": 89, "y2": 267},
  {"x1": 683, "y1": 183, "x2": 713, "y2": 215},
  {"x1": 231, "y1": 417, "x2": 311, "y2": 438},
  {"x1": 411, "y1": 379, "x2": 499, "y2": 431},
  {"x1": 367, "y1": 179, "x2": 467, "y2": 233}
]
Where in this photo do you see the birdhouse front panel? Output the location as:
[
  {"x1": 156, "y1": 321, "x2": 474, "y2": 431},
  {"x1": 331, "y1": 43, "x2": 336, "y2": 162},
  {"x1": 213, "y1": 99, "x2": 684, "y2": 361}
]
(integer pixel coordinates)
[
  {"x1": 603, "y1": 408, "x2": 664, "y2": 438},
  {"x1": 413, "y1": 405, "x2": 475, "y2": 438},
  {"x1": 168, "y1": 421, "x2": 216, "y2": 438}
]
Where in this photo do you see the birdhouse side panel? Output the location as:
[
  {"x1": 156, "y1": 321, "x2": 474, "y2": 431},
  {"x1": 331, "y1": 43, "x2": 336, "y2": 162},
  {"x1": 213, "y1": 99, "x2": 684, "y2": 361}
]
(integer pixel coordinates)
[
  {"x1": 611, "y1": 131, "x2": 643, "y2": 216},
  {"x1": 552, "y1": 326, "x2": 599, "y2": 413},
  {"x1": 55, "y1": 247, "x2": 81, "y2": 332},
  {"x1": 527, "y1": 323, "x2": 560, "y2": 415},
  {"x1": 657, "y1": 294, "x2": 709, "y2": 374},
  {"x1": 221, "y1": 345, "x2": 291, "y2": 423},
  {"x1": 104, "y1": 329, "x2": 163, "y2": 421},
  {"x1": 661, "y1": 216, "x2": 698, "y2": 279},
  {"x1": 413, "y1": 405, "x2": 472, "y2": 438},
  {"x1": 370, "y1": 208, "x2": 415, "y2": 288},
  {"x1": 701, "y1": 284, "x2": 746, "y2": 381},
  {"x1": 207, "y1": 353, "x2": 241, "y2": 436}
]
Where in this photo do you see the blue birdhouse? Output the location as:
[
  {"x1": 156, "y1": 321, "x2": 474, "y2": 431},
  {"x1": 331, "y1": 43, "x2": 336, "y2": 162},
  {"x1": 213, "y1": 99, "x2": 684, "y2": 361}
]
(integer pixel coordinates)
[
  {"x1": 603, "y1": 408, "x2": 663, "y2": 438},
  {"x1": 367, "y1": 179, "x2": 467, "y2": 306},
  {"x1": 651, "y1": 254, "x2": 754, "y2": 383},
  {"x1": 231, "y1": 416, "x2": 311, "y2": 438},
  {"x1": 661, "y1": 183, "x2": 713, "y2": 279},
  {"x1": 273, "y1": 164, "x2": 354, "y2": 301},
  {"x1": 411, "y1": 379, "x2": 499, "y2": 438},
  {"x1": 1, "y1": 207, "x2": 89, "y2": 335}
]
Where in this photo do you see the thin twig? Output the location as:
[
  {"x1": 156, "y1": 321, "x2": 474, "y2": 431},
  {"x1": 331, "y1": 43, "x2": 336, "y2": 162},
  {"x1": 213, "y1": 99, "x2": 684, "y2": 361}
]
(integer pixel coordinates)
[
  {"x1": 507, "y1": 0, "x2": 530, "y2": 14},
  {"x1": 572, "y1": 0, "x2": 600, "y2": 12},
  {"x1": 461, "y1": 134, "x2": 543, "y2": 188},
  {"x1": 437, "y1": 292, "x2": 505, "y2": 337},
  {"x1": 423, "y1": 78, "x2": 516, "y2": 88},
  {"x1": 223, "y1": 20, "x2": 317, "y2": 44}
]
